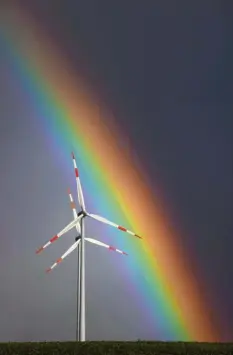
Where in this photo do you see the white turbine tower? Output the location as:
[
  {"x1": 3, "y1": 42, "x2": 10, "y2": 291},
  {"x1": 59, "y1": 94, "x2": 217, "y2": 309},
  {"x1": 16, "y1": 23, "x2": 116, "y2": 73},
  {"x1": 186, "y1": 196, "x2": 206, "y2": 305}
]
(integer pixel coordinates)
[
  {"x1": 67, "y1": 188, "x2": 81, "y2": 341},
  {"x1": 36, "y1": 152, "x2": 143, "y2": 341}
]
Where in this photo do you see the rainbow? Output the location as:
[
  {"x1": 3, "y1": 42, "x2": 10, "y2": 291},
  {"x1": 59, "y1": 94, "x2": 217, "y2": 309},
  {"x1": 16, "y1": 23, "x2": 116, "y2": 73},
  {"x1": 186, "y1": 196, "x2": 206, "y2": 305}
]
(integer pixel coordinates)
[{"x1": 0, "y1": 4, "x2": 218, "y2": 341}]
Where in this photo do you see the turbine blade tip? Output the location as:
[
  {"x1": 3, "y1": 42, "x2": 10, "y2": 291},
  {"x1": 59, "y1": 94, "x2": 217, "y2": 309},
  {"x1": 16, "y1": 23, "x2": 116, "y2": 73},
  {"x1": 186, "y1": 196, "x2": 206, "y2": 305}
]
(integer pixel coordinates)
[
  {"x1": 36, "y1": 247, "x2": 43, "y2": 254},
  {"x1": 136, "y1": 234, "x2": 142, "y2": 239},
  {"x1": 46, "y1": 268, "x2": 51, "y2": 273}
]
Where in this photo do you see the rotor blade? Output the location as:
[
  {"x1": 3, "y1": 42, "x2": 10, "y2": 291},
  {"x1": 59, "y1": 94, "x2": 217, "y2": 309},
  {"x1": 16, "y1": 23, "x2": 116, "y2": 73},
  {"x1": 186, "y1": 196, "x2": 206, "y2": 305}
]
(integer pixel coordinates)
[
  {"x1": 46, "y1": 239, "x2": 81, "y2": 273},
  {"x1": 71, "y1": 152, "x2": 85, "y2": 211},
  {"x1": 87, "y1": 213, "x2": 142, "y2": 239},
  {"x1": 36, "y1": 216, "x2": 82, "y2": 254},
  {"x1": 67, "y1": 188, "x2": 81, "y2": 235},
  {"x1": 85, "y1": 237, "x2": 128, "y2": 255}
]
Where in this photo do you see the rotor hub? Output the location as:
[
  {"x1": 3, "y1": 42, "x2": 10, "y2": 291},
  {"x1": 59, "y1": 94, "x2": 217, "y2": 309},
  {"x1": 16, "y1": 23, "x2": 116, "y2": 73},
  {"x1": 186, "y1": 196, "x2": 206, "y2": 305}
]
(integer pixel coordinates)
[{"x1": 78, "y1": 210, "x2": 87, "y2": 218}]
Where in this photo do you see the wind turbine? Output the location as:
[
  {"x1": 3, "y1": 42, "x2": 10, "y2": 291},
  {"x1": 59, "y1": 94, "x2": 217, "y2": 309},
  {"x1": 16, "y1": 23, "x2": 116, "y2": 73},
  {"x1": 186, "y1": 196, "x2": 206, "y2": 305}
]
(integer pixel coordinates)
[
  {"x1": 35, "y1": 152, "x2": 143, "y2": 341},
  {"x1": 49, "y1": 188, "x2": 128, "y2": 340}
]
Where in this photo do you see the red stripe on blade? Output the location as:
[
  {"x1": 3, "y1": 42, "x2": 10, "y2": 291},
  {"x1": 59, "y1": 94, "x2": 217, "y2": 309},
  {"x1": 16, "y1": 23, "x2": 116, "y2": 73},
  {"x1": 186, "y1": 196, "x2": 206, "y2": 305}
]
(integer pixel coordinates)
[
  {"x1": 57, "y1": 258, "x2": 62, "y2": 264},
  {"x1": 46, "y1": 268, "x2": 51, "y2": 273},
  {"x1": 36, "y1": 247, "x2": 43, "y2": 254},
  {"x1": 70, "y1": 202, "x2": 76, "y2": 209},
  {"x1": 118, "y1": 226, "x2": 127, "y2": 232},
  {"x1": 50, "y1": 235, "x2": 59, "y2": 243},
  {"x1": 109, "y1": 246, "x2": 116, "y2": 251},
  {"x1": 75, "y1": 168, "x2": 79, "y2": 177}
]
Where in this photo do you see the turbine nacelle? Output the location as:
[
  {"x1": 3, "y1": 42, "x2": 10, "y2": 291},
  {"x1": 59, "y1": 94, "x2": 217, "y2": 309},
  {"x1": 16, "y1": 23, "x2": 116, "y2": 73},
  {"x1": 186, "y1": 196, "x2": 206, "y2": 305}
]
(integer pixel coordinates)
[{"x1": 78, "y1": 210, "x2": 87, "y2": 218}]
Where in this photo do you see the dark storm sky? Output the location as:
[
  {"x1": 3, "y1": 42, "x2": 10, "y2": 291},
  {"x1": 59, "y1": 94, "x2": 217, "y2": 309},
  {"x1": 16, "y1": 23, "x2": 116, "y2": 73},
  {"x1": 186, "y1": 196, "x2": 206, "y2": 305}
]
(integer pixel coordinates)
[{"x1": 0, "y1": 0, "x2": 233, "y2": 341}]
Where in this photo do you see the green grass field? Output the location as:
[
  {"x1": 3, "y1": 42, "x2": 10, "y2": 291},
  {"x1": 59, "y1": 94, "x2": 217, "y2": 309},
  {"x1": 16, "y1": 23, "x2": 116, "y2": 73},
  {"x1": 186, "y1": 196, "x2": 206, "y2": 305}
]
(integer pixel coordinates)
[{"x1": 0, "y1": 341, "x2": 233, "y2": 355}]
